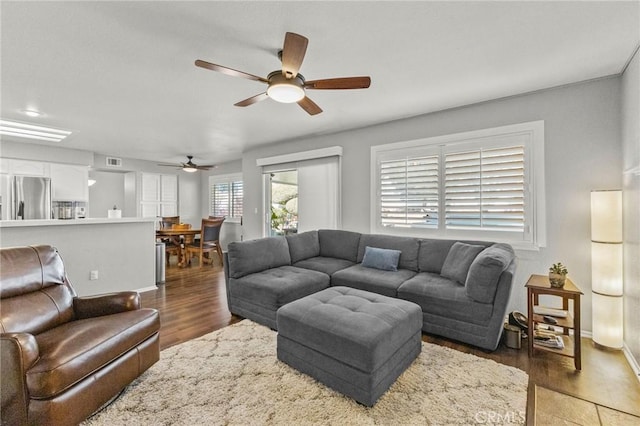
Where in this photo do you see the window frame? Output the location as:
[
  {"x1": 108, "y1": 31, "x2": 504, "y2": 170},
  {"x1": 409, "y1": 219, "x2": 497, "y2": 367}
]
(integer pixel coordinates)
[
  {"x1": 370, "y1": 121, "x2": 545, "y2": 250},
  {"x1": 208, "y1": 173, "x2": 243, "y2": 223}
]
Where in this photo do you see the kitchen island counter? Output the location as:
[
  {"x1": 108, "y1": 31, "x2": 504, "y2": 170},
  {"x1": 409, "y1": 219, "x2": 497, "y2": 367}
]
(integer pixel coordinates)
[
  {"x1": 0, "y1": 217, "x2": 156, "y2": 227},
  {"x1": 0, "y1": 218, "x2": 157, "y2": 296}
]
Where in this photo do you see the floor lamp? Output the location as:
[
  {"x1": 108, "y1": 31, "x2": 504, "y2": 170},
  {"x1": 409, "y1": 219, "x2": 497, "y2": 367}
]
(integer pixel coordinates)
[{"x1": 591, "y1": 190, "x2": 623, "y2": 349}]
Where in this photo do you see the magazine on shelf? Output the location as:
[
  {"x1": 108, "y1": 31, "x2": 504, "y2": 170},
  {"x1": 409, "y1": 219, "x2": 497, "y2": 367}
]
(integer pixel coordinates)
[
  {"x1": 533, "y1": 330, "x2": 565, "y2": 349},
  {"x1": 533, "y1": 306, "x2": 568, "y2": 318}
]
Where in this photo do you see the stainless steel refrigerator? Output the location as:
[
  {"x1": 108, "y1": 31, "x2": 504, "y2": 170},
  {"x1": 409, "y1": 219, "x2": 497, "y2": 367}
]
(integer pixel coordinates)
[{"x1": 12, "y1": 176, "x2": 52, "y2": 220}]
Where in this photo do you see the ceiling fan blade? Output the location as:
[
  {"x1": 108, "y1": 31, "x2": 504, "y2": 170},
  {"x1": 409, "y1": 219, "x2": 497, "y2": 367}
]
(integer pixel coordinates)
[
  {"x1": 234, "y1": 92, "x2": 269, "y2": 107},
  {"x1": 195, "y1": 165, "x2": 215, "y2": 170},
  {"x1": 281, "y1": 32, "x2": 308, "y2": 79},
  {"x1": 305, "y1": 76, "x2": 371, "y2": 90},
  {"x1": 158, "y1": 163, "x2": 180, "y2": 167},
  {"x1": 297, "y1": 96, "x2": 322, "y2": 116},
  {"x1": 195, "y1": 60, "x2": 268, "y2": 83}
]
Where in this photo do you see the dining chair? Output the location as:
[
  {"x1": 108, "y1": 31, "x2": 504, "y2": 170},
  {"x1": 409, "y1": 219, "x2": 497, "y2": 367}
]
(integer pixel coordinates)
[
  {"x1": 185, "y1": 217, "x2": 225, "y2": 267},
  {"x1": 160, "y1": 216, "x2": 180, "y2": 265}
]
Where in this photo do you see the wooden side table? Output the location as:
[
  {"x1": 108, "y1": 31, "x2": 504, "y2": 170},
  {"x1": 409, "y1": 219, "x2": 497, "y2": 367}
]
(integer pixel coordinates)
[{"x1": 525, "y1": 274, "x2": 583, "y2": 370}]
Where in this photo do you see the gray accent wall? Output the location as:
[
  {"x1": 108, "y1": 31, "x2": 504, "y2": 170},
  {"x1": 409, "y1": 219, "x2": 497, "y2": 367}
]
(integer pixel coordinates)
[
  {"x1": 241, "y1": 77, "x2": 623, "y2": 339},
  {"x1": 622, "y1": 48, "x2": 639, "y2": 369}
]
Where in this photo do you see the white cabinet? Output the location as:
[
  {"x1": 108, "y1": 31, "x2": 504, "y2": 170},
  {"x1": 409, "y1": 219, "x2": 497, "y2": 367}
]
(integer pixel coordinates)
[
  {"x1": 50, "y1": 164, "x2": 89, "y2": 201},
  {"x1": 0, "y1": 159, "x2": 10, "y2": 175},
  {"x1": 138, "y1": 173, "x2": 178, "y2": 218},
  {"x1": 11, "y1": 160, "x2": 50, "y2": 177}
]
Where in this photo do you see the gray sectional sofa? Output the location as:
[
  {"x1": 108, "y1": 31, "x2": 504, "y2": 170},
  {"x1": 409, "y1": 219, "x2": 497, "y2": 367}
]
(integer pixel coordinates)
[{"x1": 224, "y1": 229, "x2": 516, "y2": 351}]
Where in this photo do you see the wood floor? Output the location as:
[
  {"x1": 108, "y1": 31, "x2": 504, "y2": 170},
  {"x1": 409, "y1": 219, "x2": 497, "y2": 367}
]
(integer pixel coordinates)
[{"x1": 140, "y1": 263, "x2": 640, "y2": 422}]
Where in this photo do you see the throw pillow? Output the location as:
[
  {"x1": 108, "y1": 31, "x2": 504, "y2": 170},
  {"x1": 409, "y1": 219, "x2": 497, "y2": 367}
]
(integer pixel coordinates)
[
  {"x1": 361, "y1": 246, "x2": 402, "y2": 272},
  {"x1": 465, "y1": 243, "x2": 514, "y2": 303},
  {"x1": 440, "y1": 242, "x2": 485, "y2": 284}
]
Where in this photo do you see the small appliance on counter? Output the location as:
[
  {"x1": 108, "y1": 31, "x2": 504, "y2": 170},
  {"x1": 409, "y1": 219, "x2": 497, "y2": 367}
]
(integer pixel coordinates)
[
  {"x1": 74, "y1": 202, "x2": 86, "y2": 219},
  {"x1": 53, "y1": 201, "x2": 86, "y2": 219}
]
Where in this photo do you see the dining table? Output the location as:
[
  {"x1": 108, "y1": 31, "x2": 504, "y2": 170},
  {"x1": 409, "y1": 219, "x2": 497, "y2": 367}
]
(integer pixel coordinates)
[{"x1": 156, "y1": 228, "x2": 201, "y2": 267}]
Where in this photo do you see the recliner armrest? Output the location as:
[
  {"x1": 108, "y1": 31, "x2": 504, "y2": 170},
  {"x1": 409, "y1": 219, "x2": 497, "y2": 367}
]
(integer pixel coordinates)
[
  {"x1": 74, "y1": 291, "x2": 140, "y2": 319},
  {"x1": 1, "y1": 333, "x2": 39, "y2": 426}
]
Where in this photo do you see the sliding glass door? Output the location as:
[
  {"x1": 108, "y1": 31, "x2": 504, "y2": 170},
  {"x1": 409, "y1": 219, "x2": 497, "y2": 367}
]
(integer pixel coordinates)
[{"x1": 262, "y1": 155, "x2": 340, "y2": 237}]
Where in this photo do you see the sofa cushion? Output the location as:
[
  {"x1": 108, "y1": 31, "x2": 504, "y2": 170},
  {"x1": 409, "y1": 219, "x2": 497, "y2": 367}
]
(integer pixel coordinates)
[
  {"x1": 27, "y1": 309, "x2": 159, "y2": 399},
  {"x1": 357, "y1": 234, "x2": 420, "y2": 271},
  {"x1": 331, "y1": 264, "x2": 416, "y2": 297},
  {"x1": 286, "y1": 231, "x2": 320, "y2": 263},
  {"x1": 293, "y1": 256, "x2": 355, "y2": 275},
  {"x1": 361, "y1": 246, "x2": 401, "y2": 272},
  {"x1": 318, "y1": 229, "x2": 361, "y2": 262},
  {"x1": 465, "y1": 243, "x2": 515, "y2": 303},
  {"x1": 418, "y1": 239, "x2": 457, "y2": 274},
  {"x1": 227, "y1": 237, "x2": 291, "y2": 279},
  {"x1": 397, "y1": 273, "x2": 493, "y2": 325},
  {"x1": 418, "y1": 239, "x2": 491, "y2": 274},
  {"x1": 440, "y1": 242, "x2": 485, "y2": 284},
  {"x1": 229, "y1": 266, "x2": 329, "y2": 312}
]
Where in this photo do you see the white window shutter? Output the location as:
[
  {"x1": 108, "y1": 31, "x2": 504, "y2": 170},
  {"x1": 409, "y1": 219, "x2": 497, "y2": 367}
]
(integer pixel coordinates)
[
  {"x1": 380, "y1": 155, "x2": 439, "y2": 228},
  {"x1": 445, "y1": 146, "x2": 525, "y2": 232}
]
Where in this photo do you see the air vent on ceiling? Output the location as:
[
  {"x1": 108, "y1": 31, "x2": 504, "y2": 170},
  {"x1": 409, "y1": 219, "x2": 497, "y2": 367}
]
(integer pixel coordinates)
[{"x1": 106, "y1": 157, "x2": 122, "y2": 167}]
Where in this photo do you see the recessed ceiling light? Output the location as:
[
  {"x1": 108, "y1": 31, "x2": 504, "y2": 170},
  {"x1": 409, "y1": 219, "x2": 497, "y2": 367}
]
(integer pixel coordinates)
[
  {"x1": 22, "y1": 109, "x2": 42, "y2": 118},
  {"x1": 0, "y1": 119, "x2": 71, "y2": 142}
]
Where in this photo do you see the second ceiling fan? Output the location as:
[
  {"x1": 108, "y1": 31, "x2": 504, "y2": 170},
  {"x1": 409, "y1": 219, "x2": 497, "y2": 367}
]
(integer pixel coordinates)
[{"x1": 195, "y1": 32, "x2": 371, "y2": 115}]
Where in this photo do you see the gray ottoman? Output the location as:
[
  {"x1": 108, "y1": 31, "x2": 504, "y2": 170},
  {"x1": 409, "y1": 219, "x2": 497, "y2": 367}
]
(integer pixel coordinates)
[{"x1": 276, "y1": 286, "x2": 422, "y2": 406}]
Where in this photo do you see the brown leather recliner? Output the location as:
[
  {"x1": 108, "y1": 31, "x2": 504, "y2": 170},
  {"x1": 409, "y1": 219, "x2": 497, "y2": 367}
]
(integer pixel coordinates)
[{"x1": 0, "y1": 245, "x2": 161, "y2": 425}]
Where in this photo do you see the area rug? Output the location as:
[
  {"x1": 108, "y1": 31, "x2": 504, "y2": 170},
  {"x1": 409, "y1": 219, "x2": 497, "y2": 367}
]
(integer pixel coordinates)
[{"x1": 84, "y1": 320, "x2": 528, "y2": 425}]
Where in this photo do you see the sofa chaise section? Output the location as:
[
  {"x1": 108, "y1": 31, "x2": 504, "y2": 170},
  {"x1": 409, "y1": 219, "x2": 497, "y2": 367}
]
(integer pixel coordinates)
[
  {"x1": 226, "y1": 236, "x2": 330, "y2": 329},
  {"x1": 398, "y1": 242, "x2": 516, "y2": 350}
]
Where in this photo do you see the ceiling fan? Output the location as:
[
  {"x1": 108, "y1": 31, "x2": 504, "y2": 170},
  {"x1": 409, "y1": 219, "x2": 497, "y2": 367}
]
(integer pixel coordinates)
[
  {"x1": 158, "y1": 156, "x2": 214, "y2": 173},
  {"x1": 195, "y1": 32, "x2": 371, "y2": 115}
]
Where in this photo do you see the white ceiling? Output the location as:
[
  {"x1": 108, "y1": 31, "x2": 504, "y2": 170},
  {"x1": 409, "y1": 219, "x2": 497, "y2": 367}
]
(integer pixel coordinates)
[{"x1": 1, "y1": 1, "x2": 638, "y2": 166}]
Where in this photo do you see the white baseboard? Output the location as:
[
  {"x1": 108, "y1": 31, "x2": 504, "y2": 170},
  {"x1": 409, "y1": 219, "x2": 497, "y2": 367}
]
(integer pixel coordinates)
[
  {"x1": 623, "y1": 342, "x2": 640, "y2": 383},
  {"x1": 135, "y1": 285, "x2": 158, "y2": 294}
]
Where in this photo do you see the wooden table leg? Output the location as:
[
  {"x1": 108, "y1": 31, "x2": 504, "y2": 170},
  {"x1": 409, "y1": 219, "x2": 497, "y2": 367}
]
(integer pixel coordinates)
[
  {"x1": 574, "y1": 294, "x2": 581, "y2": 370},
  {"x1": 527, "y1": 288, "x2": 534, "y2": 358}
]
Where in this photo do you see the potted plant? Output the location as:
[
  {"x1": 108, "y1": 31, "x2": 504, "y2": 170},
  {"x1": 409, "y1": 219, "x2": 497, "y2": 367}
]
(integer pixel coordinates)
[{"x1": 548, "y1": 262, "x2": 568, "y2": 288}]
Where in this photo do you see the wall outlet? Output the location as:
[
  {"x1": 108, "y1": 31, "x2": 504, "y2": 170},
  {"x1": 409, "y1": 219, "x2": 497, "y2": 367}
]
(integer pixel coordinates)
[{"x1": 90, "y1": 270, "x2": 99, "y2": 280}]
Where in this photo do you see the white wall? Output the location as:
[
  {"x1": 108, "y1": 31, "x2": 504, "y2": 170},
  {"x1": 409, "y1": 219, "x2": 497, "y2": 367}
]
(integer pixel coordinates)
[
  {"x1": 88, "y1": 170, "x2": 125, "y2": 217},
  {"x1": 622, "y1": 48, "x2": 640, "y2": 367},
  {"x1": 242, "y1": 77, "x2": 623, "y2": 331}
]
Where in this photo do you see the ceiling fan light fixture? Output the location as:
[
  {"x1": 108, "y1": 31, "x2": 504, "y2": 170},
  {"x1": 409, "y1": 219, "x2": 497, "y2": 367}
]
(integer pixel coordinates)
[
  {"x1": 183, "y1": 166, "x2": 198, "y2": 173},
  {"x1": 266, "y1": 71, "x2": 305, "y2": 103},
  {"x1": 267, "y1": 83, "x2": 305, "y2": 103}
]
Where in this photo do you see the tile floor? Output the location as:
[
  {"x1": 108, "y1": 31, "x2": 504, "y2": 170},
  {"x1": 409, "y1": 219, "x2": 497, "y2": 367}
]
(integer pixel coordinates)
[{"x1": 535, "y1": 386, "x2": 640, "y2": 425}]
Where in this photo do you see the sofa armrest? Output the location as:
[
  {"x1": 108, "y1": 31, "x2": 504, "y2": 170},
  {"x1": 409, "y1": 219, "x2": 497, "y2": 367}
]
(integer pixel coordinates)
[
  {"x1": 1, "y1": 333, "x2": 40, "y2": 426},
  {"x1": 74, "y1": 291, "x2": 140, "y2": 319}
]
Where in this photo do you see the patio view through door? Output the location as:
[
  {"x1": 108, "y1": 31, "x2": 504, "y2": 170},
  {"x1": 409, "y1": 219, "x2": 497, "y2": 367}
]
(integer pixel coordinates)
[{"x1": 267, "y1": 170, "x2": 298, "y2": 236}]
